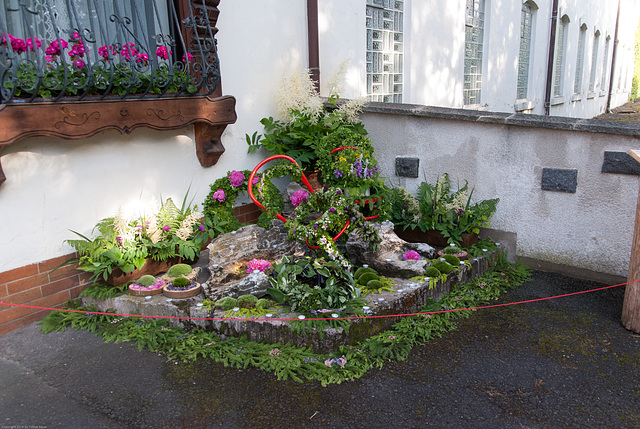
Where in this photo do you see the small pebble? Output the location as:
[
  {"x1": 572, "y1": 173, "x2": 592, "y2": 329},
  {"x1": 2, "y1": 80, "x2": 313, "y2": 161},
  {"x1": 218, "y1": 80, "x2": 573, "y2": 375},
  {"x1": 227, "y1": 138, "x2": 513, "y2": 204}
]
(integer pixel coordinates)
[
  {"x1": 232, "y1": 307, "x2": 240, "y2": 312},
  {"x1": 331, "y1": 313, "x2": 339, "y2": 318},
  {"x1": 265, "y1": 313, "x2": 273, "y2": 318},
  {"x1": 298, "y1": 315, "x2": 306, "y2": 320},
  {"x1": 144, "y1": 296, "x2": 152, "y2": 301},
  {"x1": 165, "y1": 298, "x2": 173, "y2": 303}
]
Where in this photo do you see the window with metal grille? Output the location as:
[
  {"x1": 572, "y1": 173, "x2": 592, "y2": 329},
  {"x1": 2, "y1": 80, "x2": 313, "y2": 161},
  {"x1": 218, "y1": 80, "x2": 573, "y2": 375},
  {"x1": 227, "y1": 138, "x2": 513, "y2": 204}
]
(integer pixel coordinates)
[
  {"x1": 601, "y1": 36, "x2": 610, "y2": 91},
  {"x1": 517, "y1": 3, "x2": 534, "y2": 100},
  {"x1": 589, "y1": 30, "x2": 600, "y2": 92},
  {"x1": 0, "y1": 0, "x2": 220, "y2": 104},
  {"x1": 574, "y1": 23, "x2": 587, "y2": 95},
  {"x1": 553, "y1": 14, "x2": 569, "y2": 98},
  {"x1": 464, "y1": 0, "x2": 485, "y2": 106},
  {"x1": 366, "y1": 0, "x2": 403, "y2": 103}
]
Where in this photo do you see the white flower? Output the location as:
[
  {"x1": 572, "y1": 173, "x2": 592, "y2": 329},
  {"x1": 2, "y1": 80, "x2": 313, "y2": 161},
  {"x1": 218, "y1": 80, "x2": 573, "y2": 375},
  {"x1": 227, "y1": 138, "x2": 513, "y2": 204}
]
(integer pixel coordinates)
[
  {"x1": 275, "y1": 71, "x2": 322, "y2": 124},
  {"x1": 176, "y1": 212, "x2": 201, "y2": 241},
  {"x1": 113, "y1": 208, "x2": 135, "y2": 244}
]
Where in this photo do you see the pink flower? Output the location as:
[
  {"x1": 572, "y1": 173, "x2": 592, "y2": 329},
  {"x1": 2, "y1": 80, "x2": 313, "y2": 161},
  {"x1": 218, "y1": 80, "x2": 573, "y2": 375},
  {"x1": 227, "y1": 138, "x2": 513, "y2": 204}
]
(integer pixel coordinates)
[
  {"x1": 162, "y1": 225, "x2": 171, "y2": 232},
  {"x1": 182, "y1": 53, "x2": 194, "y2": 62},
  {"x1": 212, "y1": 188, "x2": 226, "y2": 202},
  {"x1": 290, "y1": 190, "x2": 309, "y2": 207},
  {"x1": 229, "y1": 170, "x2": 245, "y2": 187},
  {"x1": 156, "y1": 46, "x2": 172, "y2": 60},
  {"x1": 246, "y1": 259, "x2": 272, "y2": 273},
  {"x1": 402, "y1": 250, "x2": 421, "y2": 261},
  {"x1": 252, "y1": 174, "x2": 260, "y2": 185},
  {"x1": 45, "y1": 39, "x2": 68, "y2": 57},
  {"x1": 25, "y1": 37, "x2": 41, "y2": 51}
]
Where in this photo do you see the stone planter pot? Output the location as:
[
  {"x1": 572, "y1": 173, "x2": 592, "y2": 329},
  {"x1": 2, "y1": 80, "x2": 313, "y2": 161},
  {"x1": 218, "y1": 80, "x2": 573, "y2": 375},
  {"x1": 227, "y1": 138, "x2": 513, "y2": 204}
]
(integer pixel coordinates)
[
  {"x1": 437, "y1": 250, "x2": 469, "y2": 261},
  {"x1": 128, "y1": 284, "x2": 165, "y2": 297},
  {"x1": 394, "y1": 227, "x2": 478, "y2": 248},
  {"x1": 163, "y1": 281, "x2": 202, "y2": 299}
]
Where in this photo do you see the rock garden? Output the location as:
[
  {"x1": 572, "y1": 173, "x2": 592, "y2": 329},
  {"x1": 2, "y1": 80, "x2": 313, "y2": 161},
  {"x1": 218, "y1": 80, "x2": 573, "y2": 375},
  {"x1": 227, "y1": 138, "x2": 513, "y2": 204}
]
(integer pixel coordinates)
[{"x1": 42, "y1": 72, "x2": 531, "y2": 384}]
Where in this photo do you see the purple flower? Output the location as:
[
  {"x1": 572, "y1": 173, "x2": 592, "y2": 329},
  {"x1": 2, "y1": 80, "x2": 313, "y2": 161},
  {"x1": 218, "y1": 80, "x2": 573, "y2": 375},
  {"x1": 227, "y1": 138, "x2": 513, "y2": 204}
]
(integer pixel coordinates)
[
  {"x1": 329, "y1": 207, "x2": 336, "y2": 213},
  {"x1": 229, "y1": 170, "x2": 245, "y2": 187},
  {"x1": 402, "y1": 250, "x2": 421, "y2": 261},
  {"x1": 336, "y1": 190, "x2": 342, "y2": 195},
  {"x1": 252, "y1": 174, "x2": 260, "y2": 185},
  {"x1": 199, "y1": 224, "x2": 205, "y2": 231},
  {"x1": 162, "y1": 225, "x2": 171, "y2": 232},
  {"x1": 334, "y1": 169, "x2": 344, "y2": 178},
  {"x1": 313, "y1": 224, "x2": 319, "y2": 229},
  {"x1": 290, "y1": 190, "x2": 309, "y2": 207},
  {"x1": 212, "y1": 188, "x2": 226, "y2": 202},
  {"x1": 246, "y1": 259, "x2": 272, "y2": 273}
]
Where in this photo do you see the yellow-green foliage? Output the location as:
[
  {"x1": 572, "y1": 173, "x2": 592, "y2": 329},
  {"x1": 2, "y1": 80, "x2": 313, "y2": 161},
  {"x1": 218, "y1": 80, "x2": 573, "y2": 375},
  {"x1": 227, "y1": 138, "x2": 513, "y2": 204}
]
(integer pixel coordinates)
[{"x1": 355, "y1": 267, "x2": 377, "y2": 278}]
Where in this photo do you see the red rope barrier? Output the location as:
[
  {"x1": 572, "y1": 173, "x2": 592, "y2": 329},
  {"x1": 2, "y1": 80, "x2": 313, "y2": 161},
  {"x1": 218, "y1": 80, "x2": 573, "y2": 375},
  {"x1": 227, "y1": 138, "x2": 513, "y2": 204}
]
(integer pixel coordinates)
[{"x1": 0, "y1": 281, "x2": 629, "y2": 322}]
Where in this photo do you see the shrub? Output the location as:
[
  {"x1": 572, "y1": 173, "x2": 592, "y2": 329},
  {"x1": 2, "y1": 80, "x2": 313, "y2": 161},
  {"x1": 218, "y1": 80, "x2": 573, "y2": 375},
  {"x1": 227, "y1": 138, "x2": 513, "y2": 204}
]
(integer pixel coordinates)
[
  {"x1": 365, "y1": 279, "x2": 385, "y2": 289},
  {"x1": 167, "y1": 263, "x2": 192, "y2": 278},
  {"x1": 430, "y1": 260, "x2": 455, "y2": 275},
  {"x1": 424, "y1": 266, "x2": 441, "y2": 277},
  {"x1": 255, "y1": 298, "x2": 272, "y2": 309},
  {"x1": 443, "y1": 246, "x2": 463, "y2": 255},
  {"x1": 442, "y1": 254, "x2": 461, "y2": 266},
  {"x1": 355, "y1": 266, "x2": 377, "y2": 279},
  {"x1": 136, "y1": 275, "x2": 157, "y2": 287},
  {"x1": 357, "y1": 272, "x2": 379, "y2": 286},
  {"x1": 237, "y1": 294, "x2": 258, "y2": 308},
  {"x1": 215, "y1": 297, "x2": 238, "y2": 311},
  {"x1": 171, "y1": 276, "x2": 191, "y2": 288}
]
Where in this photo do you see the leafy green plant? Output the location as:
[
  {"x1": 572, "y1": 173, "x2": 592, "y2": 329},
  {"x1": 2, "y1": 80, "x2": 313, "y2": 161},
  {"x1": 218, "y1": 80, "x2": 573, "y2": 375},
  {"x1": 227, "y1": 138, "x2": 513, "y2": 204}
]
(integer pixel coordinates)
[
  {"x1": 65, "y1": 191, "x2": 207, "y2": 284},
  {"x1": 267, "y1": 256, "x2": 359, "y2": 312},
  {"x1": 390, "y1": 173, "x2": 499, "y2": 246},
  {"x1": 245, "y1": 70, "x2": 367, "y2": 171}
]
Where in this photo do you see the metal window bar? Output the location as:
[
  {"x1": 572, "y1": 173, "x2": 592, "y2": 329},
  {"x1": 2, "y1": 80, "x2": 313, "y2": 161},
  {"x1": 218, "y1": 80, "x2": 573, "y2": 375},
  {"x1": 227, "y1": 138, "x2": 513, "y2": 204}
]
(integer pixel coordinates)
[
  {"x1": 517, "y1": 4, "x2": 532, "y2": 100},
  {"x1": 0, "y1": 0, "x2": 220, "y2": 104}
]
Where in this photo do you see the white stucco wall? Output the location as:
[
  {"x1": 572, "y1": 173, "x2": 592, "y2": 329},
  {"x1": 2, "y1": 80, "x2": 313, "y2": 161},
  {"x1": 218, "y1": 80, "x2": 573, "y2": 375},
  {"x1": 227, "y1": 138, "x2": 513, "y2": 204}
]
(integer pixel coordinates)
[
  {"x1": 362, "y1": 109, "x2": 640, "y2": 277},
  {"x1": 0, "y1": 0, "x2": 638, "y2": 275}
]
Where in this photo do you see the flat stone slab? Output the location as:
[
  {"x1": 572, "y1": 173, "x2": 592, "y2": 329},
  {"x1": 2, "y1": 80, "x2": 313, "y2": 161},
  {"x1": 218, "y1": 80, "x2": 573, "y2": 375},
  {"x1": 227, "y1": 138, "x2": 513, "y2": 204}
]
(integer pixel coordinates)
[{"x1": 82, "y1": 247, "x2": 501, "y2": 353}]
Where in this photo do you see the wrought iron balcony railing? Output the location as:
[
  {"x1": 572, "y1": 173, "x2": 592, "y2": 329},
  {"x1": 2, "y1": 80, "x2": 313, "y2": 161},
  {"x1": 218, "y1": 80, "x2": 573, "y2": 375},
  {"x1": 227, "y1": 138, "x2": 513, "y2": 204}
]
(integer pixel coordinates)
[{"x1": 0, "y1": 0, "x2": 221, "y2": 104}]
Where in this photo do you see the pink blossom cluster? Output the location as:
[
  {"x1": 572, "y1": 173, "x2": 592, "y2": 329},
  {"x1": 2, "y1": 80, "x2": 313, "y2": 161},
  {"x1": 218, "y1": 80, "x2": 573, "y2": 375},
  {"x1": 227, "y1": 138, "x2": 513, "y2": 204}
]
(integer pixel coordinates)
[
  {"x1": 324, "y1": 355, "x2": 347, "y2": 368},
  {"x1": 290, "y1": 190, "x2": 309, "y2": 207},
  {"x1": 1, "y1": 34, "x2": 41, "y2": 54},
  {"x1": 156, "y1": 46, "x2": 172, "y2": 60},
  {"x1": 229, "y1": 170, "x2": 245, "y2": 187},
  {"x1": 246, "y1": 259, "x2": 272, "y2": 273},
  {"x1": 212, "y1": 188, "x2": 226, "y2": 202},
  {"x1": 402, "y1": 250, "x2": 421, "y2": 261},
  {"x1": 98, "y1": 42, "x2": 149, "y2": 65},
  {"x1": 130, "y1": 279, "x2": 166, "y2": 290}
]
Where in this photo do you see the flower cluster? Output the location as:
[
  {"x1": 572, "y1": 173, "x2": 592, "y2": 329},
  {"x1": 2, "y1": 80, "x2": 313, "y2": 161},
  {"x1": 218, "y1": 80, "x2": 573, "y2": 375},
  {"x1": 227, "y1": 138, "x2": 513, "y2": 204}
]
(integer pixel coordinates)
[
  {"x1": 246, "y1": 259, "x2": 272, "y2": 274},
  {"x1": 324, "y1": 355, "x2": 347, "y2": 368},
  {"x1": 129, "y1": 279, "x2": 166, "y2": 291},
  {"x1": 290, "y1": 190, "x2": 309, "y2": 207},
  {"x1": 203, "y1": 169, "x2": 280, "y2": 236},
  {"x1": 402, "y1": 250, "x2": 421, "y2": 261}
]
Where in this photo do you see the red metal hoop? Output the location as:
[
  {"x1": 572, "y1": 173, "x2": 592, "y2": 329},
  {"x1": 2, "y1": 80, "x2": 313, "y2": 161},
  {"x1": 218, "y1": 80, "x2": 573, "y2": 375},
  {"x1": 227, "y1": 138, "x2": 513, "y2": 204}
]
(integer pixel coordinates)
[{"x1": 248, "y1": 154, "x2": 380, "y2": 250}]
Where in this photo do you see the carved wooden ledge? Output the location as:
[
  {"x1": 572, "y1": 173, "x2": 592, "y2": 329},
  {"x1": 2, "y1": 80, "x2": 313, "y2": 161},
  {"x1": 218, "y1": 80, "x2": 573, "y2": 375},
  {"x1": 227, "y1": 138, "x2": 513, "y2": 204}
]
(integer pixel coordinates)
[{"x1": 0, "y1": 95, "x2": 237, "y2": 186}]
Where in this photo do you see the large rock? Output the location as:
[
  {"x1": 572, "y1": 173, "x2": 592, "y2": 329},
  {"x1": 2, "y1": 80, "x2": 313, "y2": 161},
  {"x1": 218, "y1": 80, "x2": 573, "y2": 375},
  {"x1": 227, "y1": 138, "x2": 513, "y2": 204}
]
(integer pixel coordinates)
[
  {"x1": 204, "y1": 221, "x2": 312, "y2": 300},
  {"x1": 345, "y1": 220, "x2": 436, "y2": 278}
]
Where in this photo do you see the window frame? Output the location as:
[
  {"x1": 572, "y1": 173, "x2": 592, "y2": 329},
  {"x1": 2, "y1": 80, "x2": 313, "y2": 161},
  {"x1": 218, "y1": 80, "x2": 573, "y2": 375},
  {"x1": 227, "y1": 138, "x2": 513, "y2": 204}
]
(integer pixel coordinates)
[{"x1": 0, "y1": 0, "x2": 236, "y2": 186}]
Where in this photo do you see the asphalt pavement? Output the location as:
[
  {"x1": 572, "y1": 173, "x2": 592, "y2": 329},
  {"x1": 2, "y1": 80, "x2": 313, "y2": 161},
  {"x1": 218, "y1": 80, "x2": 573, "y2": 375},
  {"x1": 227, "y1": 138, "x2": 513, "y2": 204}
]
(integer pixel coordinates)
[{"x1": 1, "y1": 270, "x2": 639, "y2": 429}]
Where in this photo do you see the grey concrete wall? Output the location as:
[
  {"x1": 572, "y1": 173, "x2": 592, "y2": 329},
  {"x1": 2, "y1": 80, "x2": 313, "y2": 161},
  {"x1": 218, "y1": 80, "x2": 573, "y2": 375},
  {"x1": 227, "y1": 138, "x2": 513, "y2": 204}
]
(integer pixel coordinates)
[{"x1": 361, "y1": 103, "x2": 640, "y2": 278}]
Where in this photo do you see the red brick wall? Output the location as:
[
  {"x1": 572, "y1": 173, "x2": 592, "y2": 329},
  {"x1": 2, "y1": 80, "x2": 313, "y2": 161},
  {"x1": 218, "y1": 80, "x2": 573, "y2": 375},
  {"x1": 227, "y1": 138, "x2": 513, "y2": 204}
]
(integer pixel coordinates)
[
  {"x1": 0, "y1": 203, "x2": 262, "y2": 335},
  {"x1": 0, "y1": 253, "x2": 92, "y2": 335}
]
